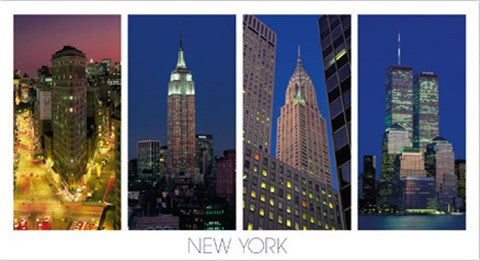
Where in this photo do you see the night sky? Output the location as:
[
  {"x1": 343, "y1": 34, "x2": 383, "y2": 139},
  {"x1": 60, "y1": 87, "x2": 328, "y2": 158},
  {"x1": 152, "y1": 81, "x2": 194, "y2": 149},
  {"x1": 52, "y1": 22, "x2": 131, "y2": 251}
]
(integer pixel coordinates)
[
  {"x1": 128, "y1": 15, "x2": 236, "y2": 159},
  {"x1": 14, "y1": 15, "x2": 121, "y2": 77},
  {"x1": 359, "y1": 15, "x2": 466, "y2": 178},
  {"x1": 257, "y1": 15, "x2": 339, "y2": 190}
]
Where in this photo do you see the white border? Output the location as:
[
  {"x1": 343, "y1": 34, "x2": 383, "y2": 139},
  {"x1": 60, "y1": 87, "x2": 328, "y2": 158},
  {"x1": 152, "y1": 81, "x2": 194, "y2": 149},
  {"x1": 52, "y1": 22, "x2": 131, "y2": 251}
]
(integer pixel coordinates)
[{"x1": 0, "y1": 1, "x2": 478, "y2": 260}]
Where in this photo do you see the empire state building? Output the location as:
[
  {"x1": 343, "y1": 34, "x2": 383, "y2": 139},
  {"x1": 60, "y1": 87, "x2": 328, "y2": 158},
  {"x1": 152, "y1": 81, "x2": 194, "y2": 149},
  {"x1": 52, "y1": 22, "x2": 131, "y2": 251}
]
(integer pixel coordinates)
[
  {"x1": 167, "y1": 34, "x2": 198, "y2": 176},
  {"x1": 276, "y1": 47, "x2": 333, "y2": 187}
]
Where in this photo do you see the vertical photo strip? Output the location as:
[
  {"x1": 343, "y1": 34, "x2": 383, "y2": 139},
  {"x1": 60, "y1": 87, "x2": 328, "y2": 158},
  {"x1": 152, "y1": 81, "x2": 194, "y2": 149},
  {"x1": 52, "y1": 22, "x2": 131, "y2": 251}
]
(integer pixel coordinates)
[
  {"x1": 358, "y1": 15, "x2": 466, "y2": 230},
  {"x1": 128, "y1": 15, "x2": 236, "y2": 230},
  {"x1": 13, "y1": 15, "x2": 122, "y2": 230},
  {"x1": 242, "y1": 15, "x2": 351, "y2": 230}
]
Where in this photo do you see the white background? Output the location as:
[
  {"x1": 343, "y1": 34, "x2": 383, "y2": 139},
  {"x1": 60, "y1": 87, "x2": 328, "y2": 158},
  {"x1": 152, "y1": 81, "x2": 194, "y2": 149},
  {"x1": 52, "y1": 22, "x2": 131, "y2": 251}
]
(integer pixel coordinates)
[{"x1": 0, "y1": 1, "x2": 478, "y2": 260}]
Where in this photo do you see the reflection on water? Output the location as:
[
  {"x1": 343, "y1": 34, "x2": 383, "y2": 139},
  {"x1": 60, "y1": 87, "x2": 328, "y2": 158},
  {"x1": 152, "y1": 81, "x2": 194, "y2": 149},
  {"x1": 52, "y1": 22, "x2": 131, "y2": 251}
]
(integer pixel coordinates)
[{"x1": 358, "y1": 214, "x2": 465, "y2": 230}]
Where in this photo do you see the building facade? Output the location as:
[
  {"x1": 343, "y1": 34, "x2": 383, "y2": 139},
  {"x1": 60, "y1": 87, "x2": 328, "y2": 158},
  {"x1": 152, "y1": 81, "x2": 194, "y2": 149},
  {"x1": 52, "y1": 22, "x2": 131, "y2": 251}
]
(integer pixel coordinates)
[
  {"x1": 51, "y1": 46, "x2": 88, "y2": 188},
  {"x1": 401, "y1": 176, "x2": 436, "y2": 212},
  {"x1": 244, "y1": 144, "x2": 343, "y2": 230},
  {"x1": 413, "y1": 72, "x2": 439, "y2": 150},
  {"x1": 318, "y1": 15, "x2": 351, "y2": 229},
  {"x1": 137, "y1": 140, "x2": 161, "y2": 177},
  {"x1": 243, "y1": 15, "x2": 277, "y2": 154},
  {"x1": 167, "y1": 35, "x2": 198, "y2": 176},
  {"x1": 425, "y1": 137, "x2": 457, "y2": 212},
  {"x1": 361, "y1": 155, "x2": 376, "y2": 211},
  {"x1": 398, "y1": 148, "x2": 426, "y2": 179},
  {"x1": 276, "y1": 49, "x2": 333, "y2": 188}
]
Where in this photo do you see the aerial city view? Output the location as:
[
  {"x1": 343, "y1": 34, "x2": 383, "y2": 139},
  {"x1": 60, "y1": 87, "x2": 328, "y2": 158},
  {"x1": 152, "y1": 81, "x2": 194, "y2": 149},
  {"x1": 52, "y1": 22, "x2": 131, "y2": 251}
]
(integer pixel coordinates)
[
  {"x1": 128, "y1": 15, "x2": 236, "y2": 230},
  {"x1": 13, "y1": 15, "x2": 121, "y2": 230},
  {"x1": 243, "y1": 15, "x2": 351, "y2": 230},
  {"x1": 358, "y1": 15, "x2": 466, "y2": 230}
]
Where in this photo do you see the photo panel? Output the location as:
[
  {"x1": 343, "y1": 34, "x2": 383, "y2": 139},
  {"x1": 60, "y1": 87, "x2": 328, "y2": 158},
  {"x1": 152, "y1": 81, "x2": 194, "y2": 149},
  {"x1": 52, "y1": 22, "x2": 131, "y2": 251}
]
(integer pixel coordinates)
[
  {"x1": 243, "y1": 15, "x2": 351, "y2": 230},
  {"x1": 127, "y1": 15, "x2": 236, "y2": 230},
  {"x1": 358, "y1": 15, "x2": 466, "y2": 230},
  {"x1": 13, "y1": 15, "x2": 121, "y2": 230}
]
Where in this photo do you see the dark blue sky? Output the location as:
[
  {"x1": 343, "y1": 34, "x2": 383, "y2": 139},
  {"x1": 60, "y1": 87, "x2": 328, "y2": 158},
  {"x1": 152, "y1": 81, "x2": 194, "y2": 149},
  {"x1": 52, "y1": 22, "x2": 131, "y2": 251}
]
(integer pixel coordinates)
[
  {"x1": 257, "y1": 15, "x2": 339, "y2": 190},
  {"x1": 128, "y1": 15, "x2": 236, "y2": 159},
  {"x1": 359, "y1": 15, "x2": 466, "y2": 178}
]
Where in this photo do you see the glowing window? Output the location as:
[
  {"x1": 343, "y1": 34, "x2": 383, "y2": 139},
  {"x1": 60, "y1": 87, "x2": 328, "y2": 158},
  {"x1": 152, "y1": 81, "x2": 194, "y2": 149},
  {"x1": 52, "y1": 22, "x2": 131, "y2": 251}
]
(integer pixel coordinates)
[
  {"x1": 250, "y1": 191, "x2": 256, "y2": 198},
  {"x1": 261, "y1": 182, "x2": 267, "y2": 189},
  {"x1": 286, "y1": 219, "x2": 291, "y2": 227},
  {"x1": 247, "y1": 223, "x2": 253, "y2": 230},
  {"x1": 286, "y1": 192, "x2": 291, "y2": 200},
  {"x1": 254, "y1": 154, "x2": 260, "y2": 161},
  {"x1": 260, "y1": 194, "x2": 266, "y2": 202},
  {"x1": 262, "y1": 170, "x2": 267, "y2": 177},
  {"x1": 270, "y1": 186, "x2": 275, "y2": 193},
  {"x1": 301, "y1": 200, "x2": 307, "y2": 208},
  {"x1": 259, "y1": 208, "x2": 265, "y2": 217},
  {"x1": 269, "y1": 199, "x2": 274, "y2": 206},
  {"x1": 287, "y1": 181, "x2": 291, "y2": 188}
]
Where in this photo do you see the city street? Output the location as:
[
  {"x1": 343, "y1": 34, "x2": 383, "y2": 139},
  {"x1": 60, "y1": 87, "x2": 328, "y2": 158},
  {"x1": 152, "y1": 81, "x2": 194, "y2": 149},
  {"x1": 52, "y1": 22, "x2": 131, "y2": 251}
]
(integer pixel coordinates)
[{"x1": 14, "y1": 108, "x2": 117, "y2": 230}]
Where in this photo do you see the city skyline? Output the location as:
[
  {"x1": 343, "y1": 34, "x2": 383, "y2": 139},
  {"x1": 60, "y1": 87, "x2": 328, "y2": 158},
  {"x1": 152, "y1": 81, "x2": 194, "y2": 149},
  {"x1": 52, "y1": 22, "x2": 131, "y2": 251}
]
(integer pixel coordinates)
[
  {"x1": 128, "y1": 15, "x2": 235, "y2": 159},
  {"x1": 257, "y1": 15, "x2": 339, "y2": 190},
  {"x1": 359, "y1": 15, "x2": 466, "y2": 175},
  {"x1": 14, "y1": 15, "x2": 121, "y2": 77}
]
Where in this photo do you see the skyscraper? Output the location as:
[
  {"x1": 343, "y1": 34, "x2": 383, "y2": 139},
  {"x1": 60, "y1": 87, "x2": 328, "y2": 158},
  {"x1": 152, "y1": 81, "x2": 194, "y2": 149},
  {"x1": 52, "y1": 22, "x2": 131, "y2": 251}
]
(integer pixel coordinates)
[
  {"x1": 276, "y1": 48, "x2": 333, "y2": 187},
  {"x1": 196, "y1": 134, "x2": 214, "y2": 179},
  {"x1": 318, "y1": 15, "x2": 351, "y2": 229},
  {"x1": 167, "y1": 34, "x2": 198, "y2": 176},
  {"x1": 413, "y1": 72, "x2": 439, "y2": 150},
  {"x1": 137, "y1": 140, "x2": 161, "y2": 177},
  {"x1": 377, "y1": 124, "x2": 411, "y2": 211},
  {"x1": 361, "y1": 155, "x2": 376, "y2": 211},
  {"x1": 51, "y1": 46, "x2": 88, "y2": 189},
  {"x1": 243, "y1": 15, "x2": 277, "y2": 154},
  {"x1": 385, "y1": 65, "x2": 413, "y2": 136},
  {"x1": 425, "y1": 137, "x2": 457, "y2": 212}
]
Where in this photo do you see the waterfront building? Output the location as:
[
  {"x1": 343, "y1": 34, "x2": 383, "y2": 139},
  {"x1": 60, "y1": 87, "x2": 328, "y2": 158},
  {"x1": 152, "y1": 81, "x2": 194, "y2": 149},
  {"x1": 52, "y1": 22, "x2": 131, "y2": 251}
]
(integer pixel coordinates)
[
  {"x1": 401, "y1": 176, "x2": 436, "y2": 212},
  {"x1": 361, "y1": 155, "x2": 377, "y2": 212},
  {"x1": 425, "y1": 137, "x2": 457, "y2": 212},
  {"x1": 398, "y1": 148, "x2": 426, "y2": 179},
  {"x1": 385, "y1": 66, "x2": 413, "y2": 137}
]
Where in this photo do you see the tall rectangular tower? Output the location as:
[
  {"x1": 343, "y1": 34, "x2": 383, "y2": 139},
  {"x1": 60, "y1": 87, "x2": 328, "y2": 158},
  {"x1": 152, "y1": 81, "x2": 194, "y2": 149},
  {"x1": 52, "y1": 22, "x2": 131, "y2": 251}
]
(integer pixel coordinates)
[
  {"x1": 137, "y1": 140, "x2": 161, "y2": 177},
  {"x1": 243, "y1": 15, "x2": 277, "y2": 153},
  {"x1": 167, "y1": 36, "x2": 198, "y2": 176},
  {"x1": 51, "y1": 46, "x2": 88, "y2": 189},
  {"x1": 385, "y1": 66, "x2": 413, "y2": 136},
  {"x1": 318, "y1": 15, "x2": 351, "y2": 229},
  {"x1": 413, "y1": 72, "x2": 439, "y2": 150}
]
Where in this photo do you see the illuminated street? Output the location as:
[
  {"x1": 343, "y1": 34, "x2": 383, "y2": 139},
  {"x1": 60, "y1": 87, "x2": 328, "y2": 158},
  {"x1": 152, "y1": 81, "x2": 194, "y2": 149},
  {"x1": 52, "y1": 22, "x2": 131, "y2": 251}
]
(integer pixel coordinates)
[{"x1": 14, "y1": 108, "x2": 116, "y2": 230}]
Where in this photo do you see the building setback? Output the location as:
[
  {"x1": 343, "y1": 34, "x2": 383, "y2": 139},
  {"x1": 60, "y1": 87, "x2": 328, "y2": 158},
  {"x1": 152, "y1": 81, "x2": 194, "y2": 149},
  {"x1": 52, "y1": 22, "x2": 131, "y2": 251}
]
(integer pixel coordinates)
[
  {"x1": 318, "y1": 15, "x2": 351, "y2": 229},
  {"x1": 167, "y1": 35, "x2": 198, "y2": 176},
  {"x1": 276, "y1": 49, "x2": 333, "y2": 187},
  {"x1": 243, "y1": 15, "x2": 277, "y2": 154},
  {"x1": 51, "y1": 46, "x2": 88, "y2": 189}
]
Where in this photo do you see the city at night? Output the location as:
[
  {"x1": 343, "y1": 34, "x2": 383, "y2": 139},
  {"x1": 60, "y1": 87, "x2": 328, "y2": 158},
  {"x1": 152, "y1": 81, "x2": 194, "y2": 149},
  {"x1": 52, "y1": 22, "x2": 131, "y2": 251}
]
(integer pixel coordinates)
[
  {"x1": 128, "y1": 15, "x2": 236, "y2": 230},
  {"x1": 242, "y1": 15, "x2": 351, "y2": 230},
  {"x1": 13, "y1": 15, "x2": 121, "y2": 230},
  {"x1": 358, "y1": 15, "x2": 466, "y2": 230}
]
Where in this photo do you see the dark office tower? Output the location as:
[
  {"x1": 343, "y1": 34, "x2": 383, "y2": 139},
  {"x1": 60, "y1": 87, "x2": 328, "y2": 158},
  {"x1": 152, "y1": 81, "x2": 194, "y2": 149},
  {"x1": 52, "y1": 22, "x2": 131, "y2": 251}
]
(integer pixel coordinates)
[
  {"x1": 137, "y1": 140, "x2": 161, "y2": 177},
  {"x1": 196, "y1": 134, "x2": 214, "y2": 178},
  {"x1": 35, "y1": 66, "x2": 53, "y2": 150},
  {"x1": 277, "y1": 49, "x2": 333, "y2": 189},
  {"x1": 455, "y1": 159, "x2": 466, "y2": 200},
  {"x1": 167, "y1": 34, "x2": 198, "y2": 176},
  {"x1": 51, "y1": 46, "x2": 88, "y2": 189},
  {"x1": 425, "y1": 137, "x2": 457, "y2": 212},
  {"x1": 413, "y1": 72, "x2": 439, "y2": 150},
  {"x1": 319, "y1": 15, "x2": 351, "y2": 229},
  {"x1": 216, "y1": 150, "x2": 236, "y2": 210},
  {"x1": 377, "y1": 124, "x2": 411, "y2": 212},
  {"x1": 361, "y1": 155, "x2": 376, "y2": 211},
  {"x1": 243, "y1": 15, "x2": 277, "y2": 153}
]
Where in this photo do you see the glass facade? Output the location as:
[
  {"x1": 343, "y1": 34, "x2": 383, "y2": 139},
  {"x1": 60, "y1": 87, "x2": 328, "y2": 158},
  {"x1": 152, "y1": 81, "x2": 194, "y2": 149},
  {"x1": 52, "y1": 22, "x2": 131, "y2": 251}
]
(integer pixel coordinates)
[
  {"x1": 413, "y1": 72, "x2": 439, "y2": 150},
  {"x1": 319, "y1": 14, "x2": 351, "y2": 229},
  {"x1": 385, "y1": 66, "x2": 413, "y2": 136}
]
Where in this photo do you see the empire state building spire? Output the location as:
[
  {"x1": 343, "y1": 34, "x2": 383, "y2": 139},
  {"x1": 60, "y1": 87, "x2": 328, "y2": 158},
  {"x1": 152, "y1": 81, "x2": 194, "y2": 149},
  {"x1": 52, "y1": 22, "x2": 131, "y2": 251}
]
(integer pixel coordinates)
[{"x1": 177, "y1": 32, "x2": 186, "y2": 68}]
